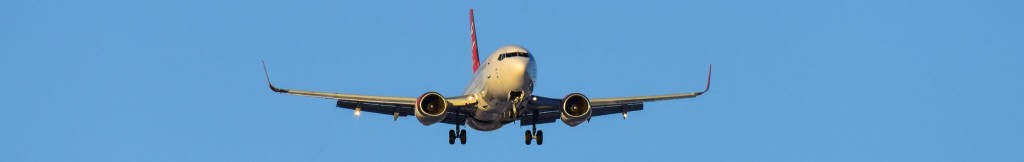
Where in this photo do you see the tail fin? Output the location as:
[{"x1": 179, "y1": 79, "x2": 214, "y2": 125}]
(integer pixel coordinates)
[{"x1": 470, "y1": 9, "x2": 481, "y2": 73}]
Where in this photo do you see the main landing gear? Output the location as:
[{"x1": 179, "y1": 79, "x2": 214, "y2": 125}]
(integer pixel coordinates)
[
  {"x1": 525, "y1": 110, "x2": 543, "y2": 145},
  {"x1": 446, "y1": 128, "x2": 466, "y2": 144},
  {"x1": 449, "y1": 109, "x2": 467, "y2": 145}
]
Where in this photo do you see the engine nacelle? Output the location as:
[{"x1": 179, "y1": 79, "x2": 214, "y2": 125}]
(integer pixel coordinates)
[
  {"x1": 560, "y1": 93, "x2": 592, "y2": 127},
  {"x1": 415, "y1": 92, "x2": 449, "y2": 125}
]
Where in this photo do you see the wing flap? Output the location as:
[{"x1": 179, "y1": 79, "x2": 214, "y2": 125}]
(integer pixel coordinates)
[
  {"x1": 335, "y1": 100, "x2": 414, "y2": 116},
  {"x1": 520, "y1": 111, "x2": 561, "y2": 126},
  {"x1": 591, "y1": 103, "x2": 644, "y2": 117}
]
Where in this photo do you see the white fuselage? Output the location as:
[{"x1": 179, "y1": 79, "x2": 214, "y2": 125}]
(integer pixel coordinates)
[{"x1": 461, "y1": 45, "x2": 537, "y2": 131}]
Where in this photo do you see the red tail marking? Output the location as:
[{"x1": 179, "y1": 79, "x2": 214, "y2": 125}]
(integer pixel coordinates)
[{"x1": 470, "y1": 9, "x2": 480, "y2": 73}]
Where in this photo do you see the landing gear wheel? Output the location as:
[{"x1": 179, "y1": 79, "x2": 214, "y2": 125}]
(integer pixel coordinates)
[
  {"x1": 525, "y1": 130, "x2": 533, "y2": 145},
  {"x1": 459, "y1": 129, "x2": 467, "y2": 144},
  {"x1": 448, "y1": 129, "x2": 456, "y2": 145},
  {"x1": 536, "y1": 130, "x2": 544, "y2": 145}
]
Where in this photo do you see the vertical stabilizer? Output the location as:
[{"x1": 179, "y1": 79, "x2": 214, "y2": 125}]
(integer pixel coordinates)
[{"x1": 470, "y1": 9, "x2": 481, "y2": 73}]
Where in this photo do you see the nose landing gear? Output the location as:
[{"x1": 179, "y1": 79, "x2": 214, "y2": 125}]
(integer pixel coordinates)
[{"x1": 509, "y1": 91, "x2": 525, "y2": 119}]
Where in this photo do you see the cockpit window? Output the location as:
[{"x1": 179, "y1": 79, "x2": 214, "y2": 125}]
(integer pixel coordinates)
[{"x1": 497, "y1": 52, "x2": 530, "y2": 61}]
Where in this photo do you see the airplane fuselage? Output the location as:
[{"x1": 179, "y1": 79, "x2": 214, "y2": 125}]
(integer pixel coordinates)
[{"x1": 460, "y1": 45, "x2": 537, "y2": 131}]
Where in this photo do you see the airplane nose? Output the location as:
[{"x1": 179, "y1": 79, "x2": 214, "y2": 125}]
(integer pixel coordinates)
[{"x1": 508, "y1": 58, "x2": 528, "y2": 78}]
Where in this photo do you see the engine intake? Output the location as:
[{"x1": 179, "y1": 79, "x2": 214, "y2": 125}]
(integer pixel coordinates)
[
  {"x1": 560, "y1": 93, "x2": 592, "y2": 127},
  {"x1": 415, "y1": 92, "x2": 448, "y2": 125}
]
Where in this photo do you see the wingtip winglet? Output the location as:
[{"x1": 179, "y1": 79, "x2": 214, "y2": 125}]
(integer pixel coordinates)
[
  {"x1": 703, "y1": 64, "x2": 712, "y2": 93},
  {"x1": 261, "y1": 60, "x2": 288, "y2": 93}
]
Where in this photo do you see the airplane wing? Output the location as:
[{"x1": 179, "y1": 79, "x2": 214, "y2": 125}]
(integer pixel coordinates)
[
  {"x1": 521, "y1": 65, "x2": 711, "y2": 126},
  {"x1": 262, "y1": 61, "x2": 476, "y2": 122}
]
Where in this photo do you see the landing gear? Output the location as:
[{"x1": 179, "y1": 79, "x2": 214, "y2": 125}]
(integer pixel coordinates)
[
  {"x1": 536, "y1": 130, "x2": 543, "y2": 145},
  {"x1": 525, "y1": 110, "x2": 544, "y2": 145},
  {"x1": 449, "y1": 109, "x2": 468, "y2": 145},
  {"x1": 525, "y1": 130, "x2": 544, "y2": 145},
  {"x1": 459, "y1": 129, "x2": 467, "y2": 144},
  {"x1": 448, "y1": 130, "x2": 456, "y2": 144},
  {"x1": 525, "y1": 130, "x2": 532, "y2": 145},
  {"x1": 449, "y1": 128, "x2": 467, "y2": 145}
]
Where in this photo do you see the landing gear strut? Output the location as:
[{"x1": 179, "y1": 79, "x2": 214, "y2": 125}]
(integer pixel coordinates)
[
  {"x1": 525, "y1": 110, "x2": 543, "y2": 145},
  {"x1": 449, "y1": 108, "x2": 467, "y2": 145}
]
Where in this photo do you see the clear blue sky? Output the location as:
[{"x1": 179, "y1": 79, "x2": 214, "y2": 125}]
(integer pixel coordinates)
[{"x1": 2, "y1": 0, "x2": 1022, "y2": 161}]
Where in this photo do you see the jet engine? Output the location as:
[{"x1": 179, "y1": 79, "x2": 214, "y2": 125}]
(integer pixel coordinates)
[
  {"x1": 415, "y1": 92, "x2": 449, "y2": 125},
  {"x1": 560, "y1": 93, "x2": 592, "y2": 127}
]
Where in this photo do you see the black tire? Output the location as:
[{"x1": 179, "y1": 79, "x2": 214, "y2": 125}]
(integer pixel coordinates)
[
  {"x1": 459, "y1": 129, "x2": 467, "y2": 144},
  {"x1": 536, "y1": 130, "x2": 543, "y2": 145},
  {"x1": 448, "y1": 129, "x2": 456, "y2": 145},
  {"x1": 525, "y1": 130, "x2": 532, "y2": 145}
]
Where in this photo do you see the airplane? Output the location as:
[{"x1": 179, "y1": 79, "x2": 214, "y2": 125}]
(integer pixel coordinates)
[{"x1": 261, "y1": 9, "x2": 711, "y2": 145}]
